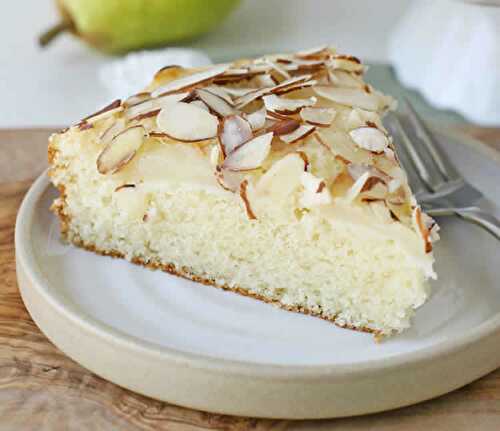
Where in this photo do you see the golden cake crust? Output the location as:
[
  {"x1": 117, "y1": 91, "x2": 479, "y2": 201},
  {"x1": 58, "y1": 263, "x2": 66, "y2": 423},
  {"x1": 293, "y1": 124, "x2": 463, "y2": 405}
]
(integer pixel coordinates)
[{"x1": 50, "y1": 185, "x2": 379, "y2": 336}]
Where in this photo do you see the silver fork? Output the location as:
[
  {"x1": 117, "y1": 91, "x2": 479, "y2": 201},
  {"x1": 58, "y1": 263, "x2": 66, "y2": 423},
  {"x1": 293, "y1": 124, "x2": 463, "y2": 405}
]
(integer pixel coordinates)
[{"x1": 384, "y1": 98, "x2": 500, "y2": 240}]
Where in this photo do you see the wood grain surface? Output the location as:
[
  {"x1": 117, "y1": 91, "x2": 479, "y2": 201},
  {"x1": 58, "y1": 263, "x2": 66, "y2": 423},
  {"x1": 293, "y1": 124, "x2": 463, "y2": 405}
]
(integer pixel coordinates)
[{"x1": 0, "y1": 127, "x2": 499, "y2": 431}]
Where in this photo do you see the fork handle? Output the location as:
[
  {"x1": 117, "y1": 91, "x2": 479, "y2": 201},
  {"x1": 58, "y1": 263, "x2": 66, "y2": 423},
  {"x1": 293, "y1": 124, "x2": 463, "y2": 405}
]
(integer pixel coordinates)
[{"x1": 429, "y1": 207, "x2": 500, "y2": 240}]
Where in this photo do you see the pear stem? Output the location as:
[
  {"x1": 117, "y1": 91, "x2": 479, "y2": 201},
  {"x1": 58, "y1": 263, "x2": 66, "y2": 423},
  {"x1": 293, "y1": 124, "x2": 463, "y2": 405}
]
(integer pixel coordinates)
[{"x1": 38, "y1": 20, "x2": 73, "y2": 47}]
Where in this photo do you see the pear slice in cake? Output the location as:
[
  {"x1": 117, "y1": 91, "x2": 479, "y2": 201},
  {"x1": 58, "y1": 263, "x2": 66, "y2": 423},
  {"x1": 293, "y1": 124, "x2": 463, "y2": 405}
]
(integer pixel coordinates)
[{"x1": 48, "y1": 47, "x2": 439, "y2": 337}]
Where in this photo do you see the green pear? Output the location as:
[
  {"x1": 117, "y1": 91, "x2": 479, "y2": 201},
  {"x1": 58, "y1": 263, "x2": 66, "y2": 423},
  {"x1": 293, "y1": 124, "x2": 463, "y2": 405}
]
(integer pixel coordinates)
[{"x1": 40, "y1": 0, "x2": 241, "y2": 54}]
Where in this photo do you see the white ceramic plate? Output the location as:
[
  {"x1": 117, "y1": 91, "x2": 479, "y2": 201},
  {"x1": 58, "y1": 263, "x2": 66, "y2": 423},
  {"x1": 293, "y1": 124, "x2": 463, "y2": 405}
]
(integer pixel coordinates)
[{"x1": 16, "y1": 130, "x2": 500, "y2": 419}]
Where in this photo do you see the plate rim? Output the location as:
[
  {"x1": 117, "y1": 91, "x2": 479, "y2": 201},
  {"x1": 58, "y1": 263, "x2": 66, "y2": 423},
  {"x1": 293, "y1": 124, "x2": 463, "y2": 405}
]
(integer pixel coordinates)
[{"x1": 15, "y1": 129, "x2": 500, "y2": 382}]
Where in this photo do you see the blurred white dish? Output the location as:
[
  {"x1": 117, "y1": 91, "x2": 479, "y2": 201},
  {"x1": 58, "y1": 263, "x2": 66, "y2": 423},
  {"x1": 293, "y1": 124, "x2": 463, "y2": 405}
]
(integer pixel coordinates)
[
  {"x1": 15, "y1": 130, "x2": 500, "y2": 418},
  {"x1": 390, "y1": 0, "x2": 500, "y2": 125}
]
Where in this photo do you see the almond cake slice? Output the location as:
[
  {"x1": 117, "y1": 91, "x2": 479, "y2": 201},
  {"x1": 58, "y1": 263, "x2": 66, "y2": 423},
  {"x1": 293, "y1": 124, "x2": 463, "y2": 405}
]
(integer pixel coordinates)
[{"x1": 48, "y1": 46, "x2": 439, "y2": 337}]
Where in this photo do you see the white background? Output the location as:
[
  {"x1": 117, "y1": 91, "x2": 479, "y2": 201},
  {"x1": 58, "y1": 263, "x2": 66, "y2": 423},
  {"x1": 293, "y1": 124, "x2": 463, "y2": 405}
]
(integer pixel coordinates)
[{"x1": 0, "y1": 0, "x2": 411, "y2": 127}]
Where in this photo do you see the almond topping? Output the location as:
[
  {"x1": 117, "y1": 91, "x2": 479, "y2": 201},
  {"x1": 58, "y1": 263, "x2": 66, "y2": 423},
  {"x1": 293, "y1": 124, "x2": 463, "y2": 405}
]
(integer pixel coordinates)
[
  {"x1": 349, "y1": 126, "x2": 389, "y2": 153},
  {"x1": 256, "y1": 153, "x2": 306, "y2": 198},
  {"x1": 203, "y1": 85, "x2": 233, "y2": 105},
  {"x1": 266, "y1": 118, "x2": 301, "y2": 136},
  {"x1": 124, "y1": 92, "x2": 152, "y2": 107},
  {"x1": 151, "y1": 64, "x2": 230, "y2": 97},
  {"x1": 215, "y1": 166, "x2": 245, "y2": 192},
  {"x1": 114, "y1": 184, "x2": 136, "y2": 192},
  {"x1": 222, "y1": 132, "x2": 273, "y2": 171},
  {"x1": 315, "y1": 129, "x2": 372, "y2": 165},
  {"x1": 156, "y1": 102, "x2": 218, "y2": 142},
  {"x1": 295, "y1": 45, "x2": 330, "y2": 59},
  {"x1": 300, "y1": 172, "x2": 332, "y2": 208},
  {"x1": 300, "y1": 107, "x2": 336, "y2": 127},
  {"x1": 264, "y1": 59, "x2": 291, "y2": 79},
  {"x1": 245, "y1": 106, "x2": 267, "y2": 130},
  {"x1": 96, "y1": 126, "x2": 146, "y2": 175},
  {"x1": 413, "y1": 207, "x2": 433, "y2": 253},
  {"x1": 314, "y1": 86, "x2": 380, "y2": 111},
  {"x1": 223, "y1": 87, "x2": 256, "y2": 98},
  {"x1": 263, "y1": 94, "x2": 317, "y2": 115},
  {"x1": 80, "y1": 99, "x2": 122, "y2": 124},
  {"x1": 254, "y1": 73, "x2": 278, "y2": 87},
  {"x1": 240, "y1": 179, "x2": 257, "y2": 220},
  {"x1": 345, "y1": 171, "x2": 371, "y2": 202},
  {"x1": 100, "y1": 118, "x2": 127, "y2": 144},
  {"x1": 195, "y1": 88, "x2": 236, "y2": 117},
  {"x1": 218, "y1": 115, "x2": 253, "y2": 157},
  {"x1": 235, "y1": 87, "x2": 272, "y2": 109},
  {"x1": 189, "y1": 100, "x2": 210, "y2": 111},
  {"x1": 272, "y1": 79, "x2": 317, "y2": 96},
  {"x1": 234, "y1": 75, "x2": 315, "y2": 109},
  {"x1": 328, "y1": 70, "x2": 363, "y2": 88},
  {"x1": 296, "y1": 151, "x2": 309, "y2": 171},
  {"x1": 328, "y1": 55, "x2": 365, "y2": 73},
  {"x1": 279, "y1": 124, "x2": 316, "y2": 144},
  {"x1": 126, "y1": 92, "x2": 189, "y2": 120}
]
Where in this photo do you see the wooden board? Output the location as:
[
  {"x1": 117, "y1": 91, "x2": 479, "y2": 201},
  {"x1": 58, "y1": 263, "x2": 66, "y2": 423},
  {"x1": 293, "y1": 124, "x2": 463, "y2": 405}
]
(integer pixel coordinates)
[{"x1": 1, "y1": 128, "x2": 499, "y2": 430}]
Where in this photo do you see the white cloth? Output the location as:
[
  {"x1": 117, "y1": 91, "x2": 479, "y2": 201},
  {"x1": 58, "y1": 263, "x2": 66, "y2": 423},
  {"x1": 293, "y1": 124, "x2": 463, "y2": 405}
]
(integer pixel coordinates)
[{"x1": 99, "y1": 49, "x2": 212, "y2": 100}]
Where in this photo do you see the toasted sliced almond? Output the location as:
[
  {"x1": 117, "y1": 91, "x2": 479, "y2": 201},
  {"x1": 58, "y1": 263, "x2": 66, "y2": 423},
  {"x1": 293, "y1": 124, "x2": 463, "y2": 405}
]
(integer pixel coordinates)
[
  {"x1": 240, "y1": 179, "x2": 257, "y2": 220},
  {"x1": 203, "y1": 85, "x2": 233, "y2": 105},
  {"x1": 300, "y1": 171, "x2": 332, "y2": 207},
  {"x1": 328, "y1": 55, "x2": 365, "y2": 73},
  {"x1": 223, "y1": 87, "x2": 256, "y2": 97},
  {"x1": 300, "y1": 107, "x2": 336, "y2": 127},
  {"x1": 328, "y1": 70, "x2": 363, "y2": 88},
  {"x1": 272, "y1": 79, "x2": 317, "y2": 96},
  {"x1": 263, "y1": 94, "x2": 316, "y2": 115},
  {"x1": 349, "y1": 126, "x2": 389, "y2": 153},
  {"x1": 413, "y1": 207, "x2": 433, "y2": 253},
  {"x1": 96, "y1": 126, "x2": 146, "y2": 175},
  {"x1": 370, "y1": 201, "x2": 393, "y2": 223},
  {"x1": 345, "y1": 171, "x2": 370, "y2": 202},
  {"x1": 189, "y1": 100, "x2": 210, "y2": 111},
  {"x1": 267, "y1": 110, "x2": 294, "y2": 121},
  {"x1": 295, "y1": 45, "x2": 330, "y2": 59},
  {"x1": 81, "y1": 99, "x2": 122, "y2": 124},
  {"x1": 235, "y1": 87, "x2": 272, "y2": 109},
  {"x1": 100, "y1": 118, "x2": 127, "y2": 144},
  {"x1": 245, "y1": 106, "x2": 267, "y2": 130},
  {"x1": 196, "y1": 88, "x2": 236, "y2": 117},
  {"x1": 266, "y1": 118, "x2": 301, "y2": 136},
  {"x1": 156, "y1": 102, "x2": 218, "y2": 142},
  {"x1": 151, "y1": 64, "x2": 230, "y2": 97},
  {"x1": 360, "y1": 180, "x2": 388, "y2": 201},
  {"x1": 124, "y1": 92, "x2": 152, "y2": 107},
  {"x1": 114, "y1": 183, "x2": 136, "y2": 192},
  {"x1": 215, "y1": 166, "x2": 245, "y2": 192},
  {"x1": 256, "y1": 153, "x2": 307, "y2": 199},
  {"x1": 126, "y1": 92, "x2": 189, "y2": 120},
  {"x1": 288, "y1": 58, "x2": 325, "y2": 71},
  {"x1": 347, "y1": 163, "x2": 390, "y2": 183},
  {"x1": 314, "y1": 86, "x2": 380, "y2": 111},
  {"x1": 218, "y1": 115, "x2": 253, "y2": 156},
  {"x1": 222, "y1": 132, "x2": 273, "y2": 171},
  {"x1": 254, "y1": 73, "x2": 277, "y2": 88},
  {"x1": 296, "y1": 151, "x2": 310, "y2": 171},
  {"x1": 315, "y1": 129, "x2": 372, "y2": 165},
  {"x1": 264, "y1": 59, "x2": 291, "y2": 79},
  {"x1": 234, "y1": 75, "x2": 314, "y2": 108},
  {"x1": 210, "y1": 145, "x2": 222, "y2": 167},
  {"x1": 279, "y1": 124, "x2": 316, "y2": 144}
]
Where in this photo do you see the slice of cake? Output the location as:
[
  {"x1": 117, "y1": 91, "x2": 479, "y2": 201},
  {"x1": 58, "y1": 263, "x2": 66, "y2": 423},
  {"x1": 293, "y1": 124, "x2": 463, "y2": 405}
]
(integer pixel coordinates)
[{"x1": 48, "y1": 46, "x2": 439, "y2": 336}]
